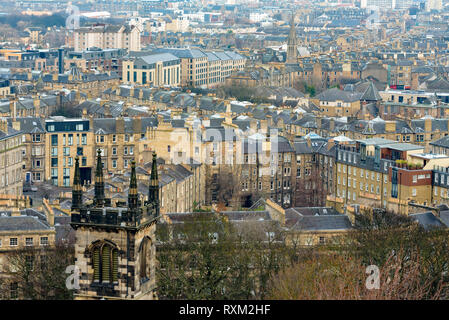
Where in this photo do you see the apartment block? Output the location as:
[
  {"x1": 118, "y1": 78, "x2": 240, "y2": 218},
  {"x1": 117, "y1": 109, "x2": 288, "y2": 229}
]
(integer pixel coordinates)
[
  {"x1": 327, "y1": 137, "x2": 449, "y2": 215},
  {"x1": 8, "y1": 118, "x2": 46, "y2": 184},
  {"x1": 0, "y1": 120, "x2": 25, "y2": 196},
  {"x1": 74, "y1": 24, "x2": 141, "y2": 52},
  {"x1": 312, "y1": 88, "x2": 362, "y2": 117},
  {"x1": 65, "y1": 48, "x2": 127, "y2": 74},
  {"x1": 44, "y1": 117, "x2": 163, "y2": 187},
  {"x1": 151, "y1": 48, "x2": 246, "y2": 88},
  {"x1": 45, "y1": 118, "x2": 95, "y2": 187},
  {"x1": 122, "y1": 53, "x2": 181, "y2": 87}
]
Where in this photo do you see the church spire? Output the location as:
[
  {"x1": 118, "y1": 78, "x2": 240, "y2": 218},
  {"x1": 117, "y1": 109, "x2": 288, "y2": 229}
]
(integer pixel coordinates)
[
  {"x1": 128, "y1": 160, "x2": 138, "y2": 210},
  {"x1": 94, "y1": 149, "x2": 105, "y2": 207},
  {"x1": 286, "y1": 11, "x2": 298, "y2": 65},
  {"x1": 148, "y1": 152, "x2": 159, "y2": 216},
  {"x1": 72, "y1": 156, "x2": 82, "y2": 210}
]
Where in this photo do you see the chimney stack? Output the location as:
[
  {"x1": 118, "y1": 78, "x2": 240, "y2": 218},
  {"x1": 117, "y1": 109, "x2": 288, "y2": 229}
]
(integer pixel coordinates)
[
  {"x1": 327, "y1": 138, "x2": 335, "y2": 151},
  {"x1": 132, "y1": 117, "x2": 142, "y2": 136},
  {"x1": 385, "y1": 121, "x2": 396, "y2": 133},
  {"x1": 12, "y1": 119, "x2": 20, "y2": 131},
  {"x1": 260, "y1": 119, "x2": 268, "y2": 134},
  {"x1": 116, "y1": 116, "x2": 125, "y2": 134},
  {"x1": 0, "y1": 118, "x2": 8, "y2": 133},
  {"x1": 425, "y1": 117, "x2": 432, "y2": 133},
  {"x1": 9, "y1": 97, "x2": 17, "y2": 120},
  {"x1": 329, "y1": 118, "x2": 335, "y2": 132}
]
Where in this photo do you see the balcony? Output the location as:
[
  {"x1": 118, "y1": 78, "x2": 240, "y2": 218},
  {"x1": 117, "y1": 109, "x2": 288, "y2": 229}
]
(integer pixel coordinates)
[{"x1": 393, "y1": 160, "x2": 424, "y2": 170}]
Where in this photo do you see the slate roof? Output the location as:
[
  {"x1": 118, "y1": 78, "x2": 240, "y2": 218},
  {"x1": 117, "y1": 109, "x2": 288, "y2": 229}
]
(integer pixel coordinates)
[
  {"x1": 360, "y1": 82, "x2": 382, "y2": 101},
  {"x1": 431, "y1": 135, "x2": 449, "y2": 148},
  {"x1": 153, "y1": 91, "x2": 173, "y2": 103},
  {"x1": 438, "y1": 209, "x2": 449, "y2": 228},
  {"x1": 54, "y1": 215, "x2": 74, "y2": 242},
  {"x1": 316, "y1": 87, "x2": 362, "y2": 102},
  {"x1": 412, "y1": 66, "x2": 434, "y2": 74},
  {"x1": 0, "y1": 215, "x2": 51, "y2": 231},
  {"x1": 221, "y1": 210, "x2": 271, "y2": 221},
  {"x1": 410, "y1": 212, "x2": 446, "y2": 230},
  {"x1": 138, "y1": 53, "x2": 180, "y2": 65},
  {"x1": 93, "y1": 117, "x2": 157, "y2": 134},
  {"x1": 7, "y1": 117, "x2": 45, "y2": 133},
  {"x1": 153, "y1": 48, "x2": 207, "y2": 59},
  {"x1": 300, "y1": 117, "x2": 449, "y2": 136},
  {"x1": 204, "y1": 127, "x2": 237, "y2": 142},
  {"x1": 425, "y1": 77, "x2": 449, "y2": 91},
  {"x1": 76, "y1": 100, "x2": 123, "y2": 117},
  {"x1": 291, "y1": 214, "x2": 353, "y2": 231},
  {"x1": 289, "y1": 207, "x2": 339, "y2": 216},
  {"x1": 243, "y1": 135, "x2": 293, "y2": 153},
  {"x1": 173, "y1": 93, "x2": 195, "y2": 107},
  {"x1": 233, "y1": 119, "x2": 251, "y2": 131},
  {"x1": 294, "y1": 140, "x2": 313, "y2": 154},
  {"x1": 0, "y1": 125, "x2": 22, "y2": 140}
]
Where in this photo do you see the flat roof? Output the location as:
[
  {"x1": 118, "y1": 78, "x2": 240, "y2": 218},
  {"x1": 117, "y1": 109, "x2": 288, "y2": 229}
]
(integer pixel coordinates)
[
  {"x1": 381, "y1": 89, "x2": 435, "y2": 95},
  {"x1": 382, "y1": 143, "x2": 424, "y2": 151},
  {"x1": 356, "y1": 138, "x2": 396, "y2": 145},
  {"x1": 46, "y1": 118, "x2": 86, "y2": 122},
  {"x1": 409, "y1": 153, "x2": 449, "y2": 160}
]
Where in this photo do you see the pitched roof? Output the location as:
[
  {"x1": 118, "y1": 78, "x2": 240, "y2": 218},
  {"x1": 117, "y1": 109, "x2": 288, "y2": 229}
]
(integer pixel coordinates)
[
  {"x1": 0, "y1": 215, "x2": 51, "y2": 231},
  {"x1": 360, "y1": 82, "x2": 382, "y2": 101},
  {"x1": 410, "y1": 212, "x2": 446, "y2": 230},
  {"x1": 291, "y1": 214, "x2": 352, "y2": 231},
  {"x1": 316, "y1": 87, "x2": 361, "y2": 102}
]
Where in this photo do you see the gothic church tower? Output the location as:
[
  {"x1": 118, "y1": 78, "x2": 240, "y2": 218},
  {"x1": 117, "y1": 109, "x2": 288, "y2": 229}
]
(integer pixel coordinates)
[
  {"x1": 70, "y1": 151, "x2": 160, "y2": 300},
  {"x1": 286, "y1": 12, "x2": 299, "y2": 65}
]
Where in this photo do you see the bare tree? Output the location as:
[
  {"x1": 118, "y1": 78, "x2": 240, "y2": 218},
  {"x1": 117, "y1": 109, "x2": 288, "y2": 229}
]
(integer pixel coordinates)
[
  {"x1": 269, "y1": 249, "x2": 447, "y2": 300},
  {"x1": 269, "y1": 209, "x2": 449, "y2": 300},
  {"x1": 2, "y1": 242, "x2": 75, "y2": 300},
  {"x1": 156, "y1": 213, "x2": 295, "y2": 300}
]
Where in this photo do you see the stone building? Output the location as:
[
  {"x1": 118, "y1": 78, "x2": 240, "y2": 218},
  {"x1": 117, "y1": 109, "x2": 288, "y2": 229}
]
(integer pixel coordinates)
[
  {"x1": 326, "y1": 137, "x2": 449, "y2": 215},
  {"x1": 311, "y1": 87, "x2": 362, "y2": 117},
  {"x1": 236, "y1": 135, "x2": 296, "y2": 209},
  {"x1": 74, "y1": 25, "x2": 141, "y2": 52},
  {"x1": 148, "y1": 48, "x2": 247, "y2": 88},
  {"x1": 293, "y1": 136, "x2": 336, "y2": 207},
  {"x1": 0, "y1": 80, "x2": 10, "y2": 98},
  {"x1": 70, "y1": 151, "x2": 159, "y2": 299},
  {"x1": 65, "y1": 48, "x2": 127, "y2": 74},
  {"x1": 45, "y1": 118, "x2": 94, "y2": 187},
  {"x1": 0, "y1": 120, "x2": 25, "y2": 196},
  {"x1": 122, "y1": 53, "x2": 181, "y2": 87},
  {"x1": 289, "y1": 113, "x2": 449, "y2": 150},
  {"x1": 0, "y1": 205, "x2": 56, "y2": 299},
  {"x1": 8, "y1": 117, "x2": 46, "y2": 184},
  {"x1": 44, "y1": 116, "x2": 160, "y2": 187}
]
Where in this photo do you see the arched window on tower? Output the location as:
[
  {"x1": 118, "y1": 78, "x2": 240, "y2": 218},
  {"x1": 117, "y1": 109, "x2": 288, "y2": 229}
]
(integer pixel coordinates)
[
  {"x1": 91, "y1": 241, "x2": 119, "y2": 284},
  {"x1": 139, "y1": 237, "x2": 152, "y2": 283}
]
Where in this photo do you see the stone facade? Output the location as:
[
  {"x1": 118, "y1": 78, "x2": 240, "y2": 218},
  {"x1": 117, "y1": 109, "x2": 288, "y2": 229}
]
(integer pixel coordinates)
[
  {"x1": 71, "y1": 152, "x2": 159, "y2": 300},
  {"x1": 72, "y1": 223, "x2": 156, "y2": 299},
  {"x1": 0, "y1": 120, "x2": 25, "y2": 196},
  {"x1": 74, "y1": 25, "x2": 141, "y2": 52}
]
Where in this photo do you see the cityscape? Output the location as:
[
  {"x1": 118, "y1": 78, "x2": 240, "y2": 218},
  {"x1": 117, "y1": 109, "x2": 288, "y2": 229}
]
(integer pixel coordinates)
[{"x1": 0, "y1": 0, "x2": 448, "y2": 304}]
